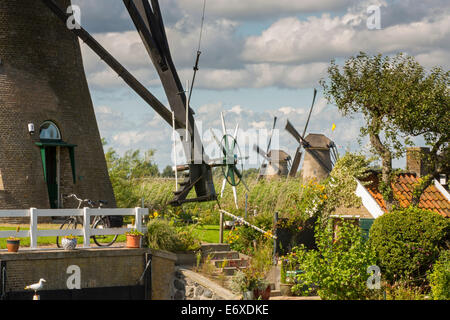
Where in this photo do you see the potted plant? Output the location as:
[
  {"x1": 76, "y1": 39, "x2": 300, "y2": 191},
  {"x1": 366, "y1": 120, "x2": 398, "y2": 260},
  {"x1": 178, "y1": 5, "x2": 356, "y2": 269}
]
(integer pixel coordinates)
[
  {"x1": 126, "y1": 229, "x2": 144, "y2": 248},
  {"x1": 230, "y1": 270, "x2": 257, "y2": 300},
  {"x1": 279, "y1": 258, "x2": 295, "y2": 296},
  {"x1": 7, "y1": 226, "x2": 21, "y2": 252},
  {"x1": 61, "y1": 235, "x2": 77, "y2": 250}
]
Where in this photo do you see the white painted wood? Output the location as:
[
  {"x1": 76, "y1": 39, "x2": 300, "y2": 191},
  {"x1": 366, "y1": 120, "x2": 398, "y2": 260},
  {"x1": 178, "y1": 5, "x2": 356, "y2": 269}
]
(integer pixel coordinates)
[
  {"x1": 82, "y1": 207, "x2": 91, "y2": 248},
  {"x1": 0, "y1": 230, "x2": 29, "y2": 238},
  {"x1": 355, "y1": 178, "x2": 384, "y2": 218},
  {"x1": 38, "y1": 229, "x2": 83, "y2": 237},
  {"x1": 90, "y1": 228, "x2": 130, "y2": 236},
  {"x1": 0, "y1": 210, "x2": 29, "y2": 217},
  {"x1": 434, "y1": 179, "x2": 450, "y2": 201},
  {"x1": 30, "y1": 208, "x2": 38, "y2": 249},
  {"x1": 35, "y1": 209, "x2": 82, "y2": 217},
  {"x1": 0, "y1": 207, "x2": 149, "y2": 247}
]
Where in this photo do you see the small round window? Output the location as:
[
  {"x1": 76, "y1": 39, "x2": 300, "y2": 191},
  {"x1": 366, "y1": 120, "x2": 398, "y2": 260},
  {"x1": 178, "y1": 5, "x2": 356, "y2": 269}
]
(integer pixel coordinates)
[{"x1": 39, "y1": 121, "x2": 61, "y2": 140}]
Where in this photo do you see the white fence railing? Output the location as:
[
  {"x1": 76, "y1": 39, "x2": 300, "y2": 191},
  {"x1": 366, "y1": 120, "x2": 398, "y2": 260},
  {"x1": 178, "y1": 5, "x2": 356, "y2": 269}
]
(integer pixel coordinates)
[
  {"x1": 0, "y1": 207, "x2": 149, "y2": 249},
  {"x1": 219, "y1": 209, "x2": 277, "y2": 240}
]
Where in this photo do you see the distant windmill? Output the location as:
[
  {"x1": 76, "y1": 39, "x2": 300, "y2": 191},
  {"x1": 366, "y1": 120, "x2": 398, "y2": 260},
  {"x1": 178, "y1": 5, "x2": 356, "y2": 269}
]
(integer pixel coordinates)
[
  {"x1": 254, "y1": 117, "x2": 292, "y2": 179},
  {"x1": 285, "y1": 88, "x2": 339, "y2": 181}
]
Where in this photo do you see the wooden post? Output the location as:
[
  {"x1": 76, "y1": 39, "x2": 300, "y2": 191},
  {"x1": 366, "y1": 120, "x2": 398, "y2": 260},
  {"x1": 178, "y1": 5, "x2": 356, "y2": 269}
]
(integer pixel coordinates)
[
  {"x1": 219, "y1": 210, "x2": 224, "y2": 244},
  {"x1": 244, "y1": 193, "x2": 248, "y2": 220},
  {"x1": 273, "y1": 211, "x2": 279, "y2": 265},
  {"x1": 135, "y1": 207, "x2": 143, "y2": 247},
  {"x1": 30, "y1": 208, "x2": 38, "y2": 250},
  {"x1": 83, "y1": 207, "x2": 90, "y2": 248}
]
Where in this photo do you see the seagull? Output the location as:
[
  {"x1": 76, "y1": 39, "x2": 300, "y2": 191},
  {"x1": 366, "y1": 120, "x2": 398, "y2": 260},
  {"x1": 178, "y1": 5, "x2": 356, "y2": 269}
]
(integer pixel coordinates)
[{"x1": 25, "y1": 278, "x2": 46, "y2": 293}]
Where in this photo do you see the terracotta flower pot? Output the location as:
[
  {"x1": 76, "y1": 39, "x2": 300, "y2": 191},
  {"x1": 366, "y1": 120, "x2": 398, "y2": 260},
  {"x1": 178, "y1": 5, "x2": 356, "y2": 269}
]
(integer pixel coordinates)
[
  {"x1": 126, "y1": 234, "x2": 141, "y2": 248},
  {"x1": 6, "y1": 239, "x2": 20, "y2": 252}
]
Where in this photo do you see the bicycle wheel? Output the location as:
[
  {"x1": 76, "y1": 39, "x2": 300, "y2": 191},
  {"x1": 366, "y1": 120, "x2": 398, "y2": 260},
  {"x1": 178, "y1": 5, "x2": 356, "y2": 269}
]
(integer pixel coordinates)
[
  {"x1": 56, "y1": 217, "x2": 79, "y2": 248},
  {"x1": 92, "y1": 217, "x2": 118, "y2": 247}
]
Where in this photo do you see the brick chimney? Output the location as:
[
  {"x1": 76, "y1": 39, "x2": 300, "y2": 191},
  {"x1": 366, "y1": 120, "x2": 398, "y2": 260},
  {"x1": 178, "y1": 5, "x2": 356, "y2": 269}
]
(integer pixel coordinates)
[{"x1": 406, "y1": 147, "x2": 431, "y2": 177}]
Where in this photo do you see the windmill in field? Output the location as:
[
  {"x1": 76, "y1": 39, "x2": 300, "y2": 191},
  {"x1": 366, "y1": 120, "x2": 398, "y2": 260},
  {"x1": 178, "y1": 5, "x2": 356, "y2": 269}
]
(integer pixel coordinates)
[
  {"x1": 253, "y1": 117, "x2": 292, "y2": 179},
  {"x1": 39, "y1": 0, "x2": 247, "y2": 206},
  {"x1": 285, "y1": 88, "x2": 339, "y2": 181}
]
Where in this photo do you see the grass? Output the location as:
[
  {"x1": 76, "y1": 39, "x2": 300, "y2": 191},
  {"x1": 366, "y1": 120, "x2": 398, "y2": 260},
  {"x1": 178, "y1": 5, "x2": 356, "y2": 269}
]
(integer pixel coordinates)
[{"x1": 190, "y1": 224, "x2": 231, "y2": 244}]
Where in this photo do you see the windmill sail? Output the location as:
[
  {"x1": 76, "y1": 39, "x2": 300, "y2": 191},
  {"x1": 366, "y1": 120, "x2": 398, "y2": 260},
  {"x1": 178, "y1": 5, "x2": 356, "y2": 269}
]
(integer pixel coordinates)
[{"x1": 41, "y1": 0, "x2": 216, "y2": 205}]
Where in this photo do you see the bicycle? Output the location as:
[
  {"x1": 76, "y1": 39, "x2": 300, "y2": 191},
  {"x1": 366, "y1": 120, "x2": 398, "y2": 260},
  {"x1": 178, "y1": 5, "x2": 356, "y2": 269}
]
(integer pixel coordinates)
[{"x1": 56, "y1": 194, "x2": 119, "y2": 248}]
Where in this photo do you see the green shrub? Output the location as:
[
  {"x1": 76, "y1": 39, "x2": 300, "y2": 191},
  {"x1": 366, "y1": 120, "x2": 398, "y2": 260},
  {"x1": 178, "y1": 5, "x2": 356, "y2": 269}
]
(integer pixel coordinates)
[
  {"x1": 427, "y1": 250, "x2": 450, "y2": 300},
  {"x1": 226, "y1": 212, "x2": 273, "y2": 255},
  {"x1": 146, "y1": 219, "x2": 201, "y2": 252},
  {"x1": 292, "y1": 218, "x2": 377, "y2": 300},
  {"x1": 369, "y1": 206, "x2": 449, "y2": 285}
]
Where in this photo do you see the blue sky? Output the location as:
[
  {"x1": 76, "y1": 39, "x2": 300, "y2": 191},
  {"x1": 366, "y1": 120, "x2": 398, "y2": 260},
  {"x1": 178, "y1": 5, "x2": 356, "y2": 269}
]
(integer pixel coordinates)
[{"x1": 71, "y1": 0, "x2": 449, "y2": 171}]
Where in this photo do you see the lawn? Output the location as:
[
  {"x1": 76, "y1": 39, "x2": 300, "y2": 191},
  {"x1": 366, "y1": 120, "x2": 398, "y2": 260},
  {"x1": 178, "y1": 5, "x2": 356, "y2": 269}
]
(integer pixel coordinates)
[{"x1": 190, "y1": 224, "x2": 230, "y2": 243}]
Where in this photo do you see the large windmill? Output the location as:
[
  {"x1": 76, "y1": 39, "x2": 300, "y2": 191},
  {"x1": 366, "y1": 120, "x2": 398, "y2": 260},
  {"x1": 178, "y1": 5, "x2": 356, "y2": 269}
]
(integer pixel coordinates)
[
  {"x1": 40, "y1": 0, "x2": 247, "y2": 206},
  {"x1": 285, "y1": 89, "x2": 339, "y2": 181},
  {"x1": 0, "y1": 0, "x2": 116, "y2": 220},
  {"x1": 253, "y1": 117, "x2": 292, "y2": 179}
]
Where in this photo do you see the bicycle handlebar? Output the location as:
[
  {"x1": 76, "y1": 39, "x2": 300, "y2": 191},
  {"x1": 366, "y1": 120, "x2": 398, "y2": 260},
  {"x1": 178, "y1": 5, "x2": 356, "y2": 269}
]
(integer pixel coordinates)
[{"x1": 62, "y1": 194, "x2": 107, "y2": 208}]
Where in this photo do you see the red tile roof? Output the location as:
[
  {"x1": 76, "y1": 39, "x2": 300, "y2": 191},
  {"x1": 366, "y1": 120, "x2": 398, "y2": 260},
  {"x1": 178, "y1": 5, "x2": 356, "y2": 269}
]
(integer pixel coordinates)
[{"x1": 361, "y1": 172, "x2": 450, "y2": 218}]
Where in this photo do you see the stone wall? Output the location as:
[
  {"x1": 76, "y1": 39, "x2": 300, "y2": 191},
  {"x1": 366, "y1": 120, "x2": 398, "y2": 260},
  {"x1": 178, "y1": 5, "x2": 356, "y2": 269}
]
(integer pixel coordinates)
[
  {"x1": 172, "y1": 267, "x2": 239, "y2": 300},
  {"x1": 0, "y1": 248, "x2": 176, "y2": 300}
]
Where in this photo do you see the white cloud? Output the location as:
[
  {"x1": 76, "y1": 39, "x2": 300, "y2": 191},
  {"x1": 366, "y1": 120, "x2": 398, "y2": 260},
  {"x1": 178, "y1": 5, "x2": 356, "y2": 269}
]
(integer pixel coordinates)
[
  {"x1": 241, "y1": 10, "x2": 450, "y2": 65},
  {"x1": 178, "y1": 0, "x2": 359, "y2": 20}
]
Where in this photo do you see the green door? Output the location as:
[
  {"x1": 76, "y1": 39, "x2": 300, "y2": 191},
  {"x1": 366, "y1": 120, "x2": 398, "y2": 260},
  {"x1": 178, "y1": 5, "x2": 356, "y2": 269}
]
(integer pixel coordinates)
[
  {"x1": 44, "y1": 146, "x2": 58, "y2": 208},
  {"x1": 359, "y1": 218, "x2": 375, "y2": 241}
]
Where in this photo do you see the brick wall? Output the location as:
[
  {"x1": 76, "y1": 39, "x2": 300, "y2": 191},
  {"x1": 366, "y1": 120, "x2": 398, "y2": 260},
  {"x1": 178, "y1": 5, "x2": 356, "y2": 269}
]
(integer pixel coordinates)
[
  {"x1": 0, "y1": 0, "x2": 116, "y2": 220},
  {"x1": 0, "y1": 248, "x2": 176, "y2": 300}
]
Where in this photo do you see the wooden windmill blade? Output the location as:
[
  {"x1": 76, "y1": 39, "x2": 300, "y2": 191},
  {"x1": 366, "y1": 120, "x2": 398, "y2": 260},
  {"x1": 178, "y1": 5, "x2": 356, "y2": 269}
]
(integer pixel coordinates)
[
  {"x1": 40, "y1": 0, "x2": 175, "y2": 127},
  {"x1": 266, "y1": 116, "x2": 277, "y2": 154},
  {"x1": 123, "y1": 0, "x2": 197, "y2": 135},
  {"x1": 302, "y1": 88, "x2": 317, "y2": 138},
  {"x1": 41, "y1": 0, "x2": 216, "y2": 205},
  {"x1": 289, "y1": 146, "x2": 302, "y2": 177},
  {"x1": 285, "y1": 119, "x2": 308, "y2": 146}
]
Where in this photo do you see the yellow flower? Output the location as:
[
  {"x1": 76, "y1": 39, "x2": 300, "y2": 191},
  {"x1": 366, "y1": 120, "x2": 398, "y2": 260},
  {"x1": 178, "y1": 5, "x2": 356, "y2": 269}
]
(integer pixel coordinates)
[{"x1": 153, "y1": 211, "x2": 159, "y2": 218}]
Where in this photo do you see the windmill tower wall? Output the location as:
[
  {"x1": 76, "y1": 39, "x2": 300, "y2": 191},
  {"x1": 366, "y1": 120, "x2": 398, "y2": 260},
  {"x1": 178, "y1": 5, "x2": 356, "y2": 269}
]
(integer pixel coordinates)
[
  {"x1": 301, "y1": 134, "x2": 333, "y2": 182},
  {"x1": 0, "y1": 0, "x2": 116, "y2": 221}
]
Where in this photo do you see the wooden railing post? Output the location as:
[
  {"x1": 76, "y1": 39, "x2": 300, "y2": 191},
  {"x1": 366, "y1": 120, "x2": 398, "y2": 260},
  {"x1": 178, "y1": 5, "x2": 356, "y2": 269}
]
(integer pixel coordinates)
[
  {"x1": 135, "y1": 207, "x2": 142, "y2": 232},
  {"x1": 273, "y1": 211, "x2": 279, "y2": 265},
  {"x1": 83, "y1": 207, "x2": 90, "y2": 248},
  {"x1": 30, "y1": 208, "x2": 38, "y2": 249},
  {"x1": 219, "y1": 210, "x2": 224, "y2": 244}
]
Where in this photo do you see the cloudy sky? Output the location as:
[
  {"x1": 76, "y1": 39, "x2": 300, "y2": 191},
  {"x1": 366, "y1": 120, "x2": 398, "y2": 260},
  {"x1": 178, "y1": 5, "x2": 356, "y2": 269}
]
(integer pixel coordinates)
[{"x1": 70, "y1": 0, "x2": 449, "y2": 171}]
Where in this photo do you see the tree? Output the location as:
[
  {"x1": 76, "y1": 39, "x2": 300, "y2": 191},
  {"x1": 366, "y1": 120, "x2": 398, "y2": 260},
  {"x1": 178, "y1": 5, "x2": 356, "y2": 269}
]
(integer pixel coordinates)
[
  {"x1": 390, "y1": 66, "x2": 449, "y2": 202},
  {"x1": 105, "y1": 148, "x2": 159, "y2": 207},
  {"x1": 161, "y1": 165, "x2": 175, "y2": 178},
  {"x1": 320, "y1": 52, "x2": 449, "y2": 209}
]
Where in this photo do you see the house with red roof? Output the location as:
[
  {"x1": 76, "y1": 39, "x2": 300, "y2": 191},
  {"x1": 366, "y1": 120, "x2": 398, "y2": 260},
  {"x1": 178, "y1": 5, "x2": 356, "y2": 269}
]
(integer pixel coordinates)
[{"x1": 331, "y1": 147, "x2": 449, "y2": 238}]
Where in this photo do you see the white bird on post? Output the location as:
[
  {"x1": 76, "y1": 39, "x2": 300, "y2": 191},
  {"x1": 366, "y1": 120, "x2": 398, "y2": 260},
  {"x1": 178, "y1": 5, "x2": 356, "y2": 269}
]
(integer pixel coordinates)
[{"x1": 25, "y1": 278, "x2": 46, "y2": 300}]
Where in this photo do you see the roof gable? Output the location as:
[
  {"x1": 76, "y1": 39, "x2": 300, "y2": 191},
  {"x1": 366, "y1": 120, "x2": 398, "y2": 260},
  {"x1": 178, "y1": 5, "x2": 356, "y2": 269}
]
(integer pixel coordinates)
[{"x1": 361, "y1": 173, "x2": 450, "y2": 217}]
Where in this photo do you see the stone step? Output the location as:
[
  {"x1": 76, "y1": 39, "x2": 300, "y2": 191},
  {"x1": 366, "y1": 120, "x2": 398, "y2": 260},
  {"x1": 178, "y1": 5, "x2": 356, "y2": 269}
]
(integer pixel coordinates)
[
  {"x1": 201, "y1": 243, "x2": 230, "y2": 254},
  {"x1": 222, "y1": 266, "x2": 238, "y2": 276},
  {"x1": 213, "y1": 258, "x2": 248, "y2": 268},
  {"x1": 208, "y1": 251, "x2": 240, "y2": 260},
  {"x1": 270, "y1": 289, "x2": 281, "y2": 297}
]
